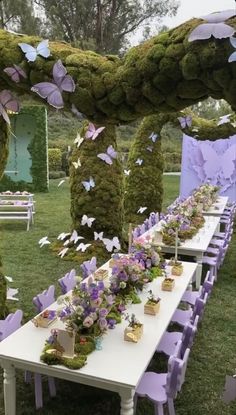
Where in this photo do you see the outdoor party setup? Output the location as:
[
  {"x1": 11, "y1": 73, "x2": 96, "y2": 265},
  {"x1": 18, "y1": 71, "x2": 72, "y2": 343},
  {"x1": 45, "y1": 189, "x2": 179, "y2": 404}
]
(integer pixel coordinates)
[{"x1": 0, "y1": 6, "x2": 236, "y2": 415}]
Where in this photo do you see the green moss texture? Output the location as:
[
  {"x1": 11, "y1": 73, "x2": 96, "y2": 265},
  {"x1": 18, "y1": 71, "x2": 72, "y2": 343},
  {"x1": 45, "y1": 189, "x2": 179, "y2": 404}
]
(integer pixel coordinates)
[
  {"x1": 0, "y1": 257, "x2": 7, "y2": 318},
  {"x1": 70, "y1": 122, "x2": 124, "y2": 240}
]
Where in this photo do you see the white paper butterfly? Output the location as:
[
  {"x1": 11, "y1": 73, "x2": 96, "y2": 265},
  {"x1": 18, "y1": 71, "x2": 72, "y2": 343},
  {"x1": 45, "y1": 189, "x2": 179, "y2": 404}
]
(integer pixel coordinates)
[
  {"x1": 81, "y1": 215, "x2": 96, "y2": 227},
  {"x1": 38, "y1": 236, "x2": 50, "y2": 247},
  {"x1": 135, "y1": 158, "x2": 143, "y2": 166},
  {"x1": 57, "y1": 232, "x2": 70, "y2": 241},
  {"x1": 76, "y1": 243, "x2": 91, "y2": 252},
  {"x1": 70, "y1": 229, "x2": 84, "y2": 244},
  {"x1": 58, "y1": 179, "x2": 65, "y2": 187},
  {"x1": 94, "y1": 231, "x2": 104, "y2": 241},
  {"x1": 58, "y1": 247, "x2": 69, "y2": 258},
  {"x1": 137, "y1": 207, "x2": 147, "y2": 214},
  {"x1": 18, "y1": 40, "x2": 50, "y2": 62},
  {"x1": 82, "y1": 177, "x2": 95, "y2": 192},
  {"x1": 74, "y1": 133, "x2": 84, "y2": 148},
  {"x1": 72, "y1": 157, "x2": 81, "y2": 169},
  {"x1": 124, "y1": 169, "x2": 131, "y2": 176},
  {"x1": 102, "y1": 236, "x2": 121, "y2": 252}
]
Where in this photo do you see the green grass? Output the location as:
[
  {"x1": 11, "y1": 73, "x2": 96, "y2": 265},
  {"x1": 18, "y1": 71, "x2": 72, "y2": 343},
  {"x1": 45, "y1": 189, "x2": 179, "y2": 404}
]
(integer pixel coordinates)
[{"x1": 0, "y1": 177, "x2": 236, "y2": 415}]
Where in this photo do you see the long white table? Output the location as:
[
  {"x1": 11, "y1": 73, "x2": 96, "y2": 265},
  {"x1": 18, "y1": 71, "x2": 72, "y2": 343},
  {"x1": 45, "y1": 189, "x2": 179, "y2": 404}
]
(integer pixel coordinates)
[
  {"x1": 0, "y1": 261, "x2": 197, "y2": 415},
  {"x1": 143, "y1": 215, "x2": 221, "y2": 289},
  {"x1": 202, "y1": 196, "x2": 228, "y2": 216},
  {"x1": 0, "y1": 200, "x2": 34, "y2": 231}
]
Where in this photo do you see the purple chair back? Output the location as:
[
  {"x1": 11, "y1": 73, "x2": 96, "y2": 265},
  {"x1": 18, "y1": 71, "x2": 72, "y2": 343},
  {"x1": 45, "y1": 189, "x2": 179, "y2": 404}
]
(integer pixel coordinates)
[
  {"x1": 80, "y1": 257, "x2": 97, "y2": 279},
  {"x1": 180, "y1": 315, "x2": 199, "y2": 358},
  {"x1": 191, "y1": 292, "x2": 208, "y2": 323},
  {"x1": 166, "y1": 347, "x2": 191, "y2": 398},
  {"x1": 0, "y1": 310, "x2": 23, "y2": 341},
  {"x1": 58, "y1": 269, "x2": 77, "y2": 294},
  {"x1": 33, "y1": 285, "x2": 55, "y2": 313}
]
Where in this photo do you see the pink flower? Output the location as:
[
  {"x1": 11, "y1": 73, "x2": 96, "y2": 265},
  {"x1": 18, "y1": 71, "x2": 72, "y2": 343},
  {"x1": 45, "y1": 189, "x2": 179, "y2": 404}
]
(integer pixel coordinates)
[
  {"x1": 91, "y1": 297, "x2": 102, "y2": 307},
  {"x1": 83, "y1": 316, "x2": 94, "y2": 328}
]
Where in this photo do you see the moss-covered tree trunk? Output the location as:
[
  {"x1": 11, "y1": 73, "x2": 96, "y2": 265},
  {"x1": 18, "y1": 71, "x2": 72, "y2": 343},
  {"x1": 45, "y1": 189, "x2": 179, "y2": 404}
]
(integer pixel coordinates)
[
  {"x1": 124, "y1": 114, "x2": 170, "y2": 224},
  {"x1": 70, "y1": 123, "x2": 124, "y2": 240}
]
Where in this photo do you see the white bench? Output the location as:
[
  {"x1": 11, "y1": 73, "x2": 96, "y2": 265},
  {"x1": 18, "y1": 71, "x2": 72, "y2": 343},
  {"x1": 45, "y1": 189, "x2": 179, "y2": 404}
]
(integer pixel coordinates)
[{"x1": 0, "y1": 203, "x2": 33, "y2": 231}]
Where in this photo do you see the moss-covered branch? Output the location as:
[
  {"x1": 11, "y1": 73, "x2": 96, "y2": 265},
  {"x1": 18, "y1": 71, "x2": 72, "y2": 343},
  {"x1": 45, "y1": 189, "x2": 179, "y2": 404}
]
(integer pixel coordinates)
[{"x1": 0, "y1": 15, "x2": 236, "y2": 125}]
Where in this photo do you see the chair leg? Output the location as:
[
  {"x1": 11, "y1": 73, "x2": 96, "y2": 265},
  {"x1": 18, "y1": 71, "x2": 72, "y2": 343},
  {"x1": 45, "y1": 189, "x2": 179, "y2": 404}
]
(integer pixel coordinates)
[
  {"x1": 34, "y1": 373, "x2": 43, "y2": 409},
  {"x1": 133, "y1": 395, "x2": 138, "y2": 414},
  {"x1": 154, "y1": 403, "x2": 164, "y2": 415},
  {"x1": 24, "y1": 370, "x2": 31, "y2": 383},
  {"x1": 48, "y1": 376, "x2": 56, "y2": 397},
  {"x1": 167, "y1": 398, "x2": 176, "y2": 415}
]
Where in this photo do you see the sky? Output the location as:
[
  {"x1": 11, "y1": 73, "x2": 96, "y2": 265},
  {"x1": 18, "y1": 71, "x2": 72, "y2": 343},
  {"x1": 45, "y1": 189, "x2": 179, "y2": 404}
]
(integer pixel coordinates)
[{"x1": 131, "y1": 0, "x2": 236, "y2": 45}]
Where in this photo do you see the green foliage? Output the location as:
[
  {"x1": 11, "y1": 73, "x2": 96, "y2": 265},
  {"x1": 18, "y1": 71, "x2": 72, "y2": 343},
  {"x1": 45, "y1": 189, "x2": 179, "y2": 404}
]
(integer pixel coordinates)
[
  {"x1": 48, "y1": 148, "x2": 62, "y2": 172},
  {"x1": 49, "y1": 171, "x2": 66, "y2": 180},
  {"x1": 0, "y1": 118, "x2": 9, "y2": 179},
  {"x1": 70, "y1": 123, "x2": 124, "y2": 240},
  {"x1": 0, "y1": 257, "x2": 7, "y2": 318}
]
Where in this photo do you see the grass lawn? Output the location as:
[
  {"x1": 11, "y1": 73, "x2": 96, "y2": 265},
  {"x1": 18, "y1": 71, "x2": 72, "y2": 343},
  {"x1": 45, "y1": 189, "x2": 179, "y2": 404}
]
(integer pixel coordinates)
[{"x1": 0, "y1": 176, "x2": 236, "y2": 415}]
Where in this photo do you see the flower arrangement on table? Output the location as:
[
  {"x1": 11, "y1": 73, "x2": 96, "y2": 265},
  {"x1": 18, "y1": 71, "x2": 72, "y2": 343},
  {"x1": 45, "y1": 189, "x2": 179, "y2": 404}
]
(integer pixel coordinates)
[
  {"x1": 192, "y1": 183, "x2": 219, "y2": 211},
  {"x1": 40, "y1": 278, "x2": 123, "y2": 369},
  {"x1": 131, "y1": 236, "x2": 164, "y2": 280}
]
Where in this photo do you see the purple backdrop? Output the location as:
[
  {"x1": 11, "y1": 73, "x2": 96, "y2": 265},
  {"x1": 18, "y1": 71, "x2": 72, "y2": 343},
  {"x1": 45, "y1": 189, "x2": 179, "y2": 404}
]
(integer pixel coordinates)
[{"x1": 180, "y1": 134, "x2": 236, "y2": 202}]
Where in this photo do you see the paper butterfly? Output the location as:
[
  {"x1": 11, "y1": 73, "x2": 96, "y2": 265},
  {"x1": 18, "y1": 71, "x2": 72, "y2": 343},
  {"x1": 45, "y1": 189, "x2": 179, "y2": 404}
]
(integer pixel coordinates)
[
  {"x1": 222, "y1": 374, "x2": 236, "y2": 403},
  {"x1": 102, "y1": 236, "x2": 120, "y2": 252},
  {"x1": 137, "y1": 207, "x2": 147, "y2": 214},
  {"x1": 7, "y1": 288, "x2": 19, "y2": 302},
  {"x1": 70, "y1": 229, "x2": 84, "y2": 244},
  {"x1": 31, "y1": 59, "x2": 75, "y2": 109},
  {"x1": 80, "y1": 256, "x2": 97, "y2": 278},
  {"x1": 124, "y1": 169, "x2": 131, "y2": 176},
  {"x1": 18, "y1": 39, "x2": 50, "y2": 62},
  {"x1": 188, "y1": 10, "x2": 236, "y2": 42},
  {"x1": 81, "y1": 214, "x2": 96, "y2": 227},
  {"x1": 178, "y1": 116, "x2": 192, "y2": 129},
  {"x1": 149, "y1": 132, "x2": 159, "y2": 143},
  {"x1": 229, "y1": 37, "x2": 236, "y2": 62},
  {"x1": 94, "y1": 231, "x2": 104, "y2": 240},
  {"x1": 146, "y1": 146, "x2": 153, "y2": 152},
  {"x1": 135, "y1": 158, "x2": 143, "y2": 166},
  {"x1": 82, "y1": 177, "x2": 95, "y2": 192},
  {"x1": 76, "y1": 243, "x2": 91, "y2": 252},
  {"x1": 85, "y1": 123, "x2": 105, "y2": 140},
  {"x1": 38, "y1": 236, "x2": 50, "y2": 247},
  {"x1": 58, "y1": 247, "x2": 69, "y2": 258},
  {"x1": 57, "y1": 232, "x2": 70, "y2": 241},
  {"x1": 74, "y1": 132, "x2": 84, "y2": 148},
  {"x1": 97, "y1": 145, "x2": 117, "y2": 165},
  {"x1": 0, "y1": 90, "x2": 19, "y2": 124},
  {"x1": 58, "y1": 179, "x2": 65, "y2": 187},
  {"x1": 72, "y1": 157, "x2": 81, "y2": 169},
  {"x1": 3, "y1": 65, "x2": 27, "y2": 83},
  {"x1": 217, "y1": 114, "x2": 232, "y2": 125},
  {"x1": 71, "y1": 104, "x2": 86, "y2": 120},
  {"x1": 195, "y1": 142, "x2": 236, "y2": 182}
]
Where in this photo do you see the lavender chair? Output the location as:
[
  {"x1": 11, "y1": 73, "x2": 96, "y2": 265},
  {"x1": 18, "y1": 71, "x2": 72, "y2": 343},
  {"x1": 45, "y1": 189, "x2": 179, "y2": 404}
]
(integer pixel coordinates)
[
  {"x1": 181, "y1": 271, "x2": 215, "y2": 306},
  {"x1": 58, "y1": 269, "x2": 77, "y2": 294},
  {"x1": 157, "y1": 315, "x2": 199, "y2": 358},
  {"x1": 29, "y1": 285, "x2": 56, "y2": 409},
  {"x1": 0, "y1": 310, "x2": 23, "y2": 341},
  {"x1": 171, "y1": 293, "x2": 208, "y2": 328},
  {"x1": 134, "y1": 347, "x2": 191, "y2": 415}
]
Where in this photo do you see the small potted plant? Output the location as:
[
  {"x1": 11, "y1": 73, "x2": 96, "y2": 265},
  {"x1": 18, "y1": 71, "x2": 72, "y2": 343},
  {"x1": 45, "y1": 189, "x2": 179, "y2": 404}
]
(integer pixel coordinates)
[
  {"x1": 32, "y1": 309, "x2": 57, "y2": 328},
  {"x1": 161, "y1": 276, "x2": 175, "y2": 291},
  {"x1": 124, "y1": 313, "x2": 143, "y2": 343},
  {"x1": 169, "y1": 258, "x2": 183, "y2": 276},
  {"x1": 94, "y1": 269, "x2": 108, "y2": 281},
  {"x1": 144, "y1": 290, "x2": 161, "y2": 315}
]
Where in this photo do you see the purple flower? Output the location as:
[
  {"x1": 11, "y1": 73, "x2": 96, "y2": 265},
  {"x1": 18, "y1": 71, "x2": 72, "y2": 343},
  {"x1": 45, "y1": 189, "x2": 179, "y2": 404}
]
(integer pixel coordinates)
[
  {"x1": 108, "y1": 319, "x2": 116, "y2": 329},
  {"x1": 99, "y1": 308, "x2": 108, "y2": 318},
  {"x1": 98, "y1": 318, "x2": 108, "y2": 330},
  {"x1": 117, "y1": 303, "x2": 126, "y2": 313}
]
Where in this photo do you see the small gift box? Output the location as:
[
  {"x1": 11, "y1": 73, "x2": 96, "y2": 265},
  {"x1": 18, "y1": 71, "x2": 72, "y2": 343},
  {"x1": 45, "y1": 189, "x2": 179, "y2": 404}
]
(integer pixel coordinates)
[
  {"x1": 144, "y1": 300, "x2": 160, "y2": 315},
  {"x1": 32, "y1": 310, "x2": 57, "y2": 328},
  {"x1": 124, "y1": 324, "x2": 143, "y2": 343},
  {"x1": 172, "y1": 264, "x2": 183, "y2": 276},
  {"x1": 162, "y1": 278, "x2": 175, "y2": 291},
  {"x1": 94, "y1": 269, "x2": 108, "y2": 281}
]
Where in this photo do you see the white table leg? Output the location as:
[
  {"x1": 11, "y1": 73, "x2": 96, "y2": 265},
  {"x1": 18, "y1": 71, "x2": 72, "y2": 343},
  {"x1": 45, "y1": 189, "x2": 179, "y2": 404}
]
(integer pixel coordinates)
[
  {"x1": 3, "y1": 362, "x2": 16, "y2": 415},
  {"x1": 195, "y1": 256, "x2": 203, "y2": 289},
  {"x1": 119, "y1": 389, "x2": 134, "y2": 415}
]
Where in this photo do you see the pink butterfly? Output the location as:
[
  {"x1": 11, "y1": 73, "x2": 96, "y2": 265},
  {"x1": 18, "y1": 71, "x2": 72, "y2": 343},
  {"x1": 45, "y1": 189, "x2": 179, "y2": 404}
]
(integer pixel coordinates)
[
  {"x1": 85, "y1": 123, "x2": 105, "y2": 140},
  {"x1": 97, "y1": 145, "x2": 117, "y2": 165},
  {"x1": 0, "y1": 90, "x2": 19, "y2": 124},
  {"x1": 4, "y1": 65, "x2": 27, "y2": 83},
  {"x1": 31, "y1": 59, "x2": 75, "y2": 109},
  {"x1": 178, "y1": 116, "x2": 192, "y2": 129}
]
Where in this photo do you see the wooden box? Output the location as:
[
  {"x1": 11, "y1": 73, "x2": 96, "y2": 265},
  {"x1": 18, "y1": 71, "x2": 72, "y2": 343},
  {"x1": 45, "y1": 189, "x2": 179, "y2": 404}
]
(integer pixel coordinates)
[
  {"x1": 94, "y1": 269, "x2": 108, "y2": 281},
  {"x1": 144, "y1": 301, "x2": 160, "y2": 315},
  {"x1": 172, "y1": 264, "x2": 183, "y2": 276},
  {"x1": 161, "y1": 278, "x2": 175, "y2": 292},
  {"x1": 124, "y1": 324, "x2": 143, "y2": 343}
]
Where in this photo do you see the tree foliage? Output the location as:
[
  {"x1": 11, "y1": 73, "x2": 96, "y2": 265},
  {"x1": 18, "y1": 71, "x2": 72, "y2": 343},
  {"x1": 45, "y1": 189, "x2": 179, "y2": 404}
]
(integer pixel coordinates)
[
  {"x1": 0, "y1": 0, "x2": 40, "y2": 35},
  {"x1": 34, "y1": 0, "x2": 179, "y2": 54}
]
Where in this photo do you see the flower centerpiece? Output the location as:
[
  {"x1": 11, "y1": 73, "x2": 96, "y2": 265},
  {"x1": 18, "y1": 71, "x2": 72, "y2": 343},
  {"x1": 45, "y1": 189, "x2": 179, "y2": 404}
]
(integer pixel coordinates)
[
  {"x1": 192, "y1": 183, "x2": 219, "y2": 211},
  {"x1": 132, "y1": 236, "x2": 164, "y2": 280},
  {"x1": 144, "y1": 290, "x2": 161, "y2": 315},
  {"x1": 124, "y1": 313, "x2": 143, "y2": 342},
  {"x1": 110, "y1": 256, "x2": 146, "y2": 304}
]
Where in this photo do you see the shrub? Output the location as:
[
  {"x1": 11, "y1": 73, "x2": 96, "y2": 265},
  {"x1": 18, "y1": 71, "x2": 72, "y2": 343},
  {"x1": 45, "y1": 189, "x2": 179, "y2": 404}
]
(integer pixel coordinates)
[
  {"x1": 49, "y1": 170, "x2": 66, "y2": 179},
  {"x1": 48, "y1": 148, "x2": 62, "y2": 171}
]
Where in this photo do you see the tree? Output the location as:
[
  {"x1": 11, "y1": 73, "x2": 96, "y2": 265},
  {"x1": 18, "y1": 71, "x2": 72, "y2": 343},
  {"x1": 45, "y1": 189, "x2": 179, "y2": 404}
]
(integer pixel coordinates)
[
  {"x1": 0, "y1": 0, "x2": 40, "y2": 35},
  {"x1": 34, "y1": 0, "x2": 179, "y2": 54}
]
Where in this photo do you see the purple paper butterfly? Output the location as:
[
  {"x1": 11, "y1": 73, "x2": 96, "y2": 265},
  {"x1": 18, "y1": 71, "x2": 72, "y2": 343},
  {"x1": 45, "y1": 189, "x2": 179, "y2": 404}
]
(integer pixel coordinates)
[
  {"x1": 85, "y1": 123, "x2": 105, "y2": 140},
  {"x1": 18, "y1": 39, "x2": 50, "y2": 62},
  {"x1": 199, "y1": 142, "x2": 236, "y2": 182},
  {"x1": 178, "y1": 115, "x2": 192, "y2": 129},
  {"x1": 0, "y1": 90, "x2": 19, "y2": 124},
  {"x1": 31, "y1": 60, "x2": 75, "y2": 109},
  {"x1": 188, "y1": 10, "x2": 236, "y2": 42},
  {"x1": 3, "y1": 65, "x2": 27, "y2": 83},
  {"x1": 228, "y1": 37, "x2": 236, "y2": 62},
  {"x1": 97, "y1": 145, "x2": 117, "y2": 165},
  {"x1": 217, "y1": 114, "x2": 231, "y2": 125}
]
